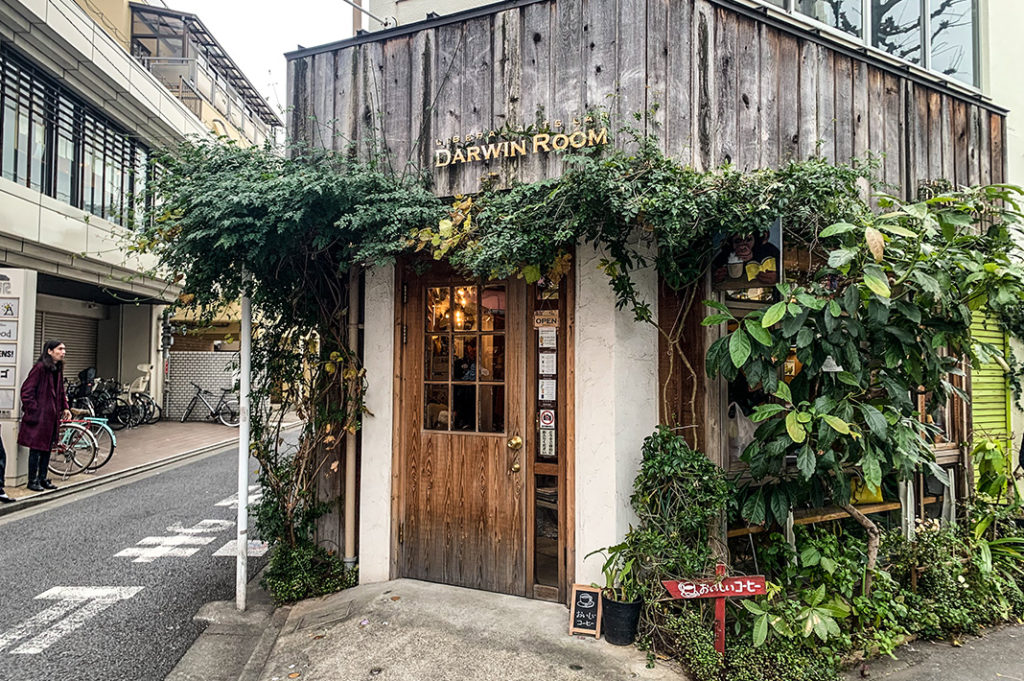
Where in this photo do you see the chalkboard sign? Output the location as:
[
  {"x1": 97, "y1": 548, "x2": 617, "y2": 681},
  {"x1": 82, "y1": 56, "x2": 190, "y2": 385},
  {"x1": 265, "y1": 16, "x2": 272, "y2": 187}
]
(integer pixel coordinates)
[{"x1": 569, "y1": 584, "x2": 602, "y2": 638}]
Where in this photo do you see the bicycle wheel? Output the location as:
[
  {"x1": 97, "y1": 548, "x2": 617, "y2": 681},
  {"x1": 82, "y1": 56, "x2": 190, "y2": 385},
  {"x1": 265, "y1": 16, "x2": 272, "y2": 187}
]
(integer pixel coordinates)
[
  {"x1": 48, "y1": 423, "x2": 97, "y2": 477},
  {"x1": 85, "y1": 422, "x2": 116, "y2": 470},
  {"x1": 180, "y1": 396, "x2": 197, "y2": 423},
  {"x1": 113, "y1": 398, "x2": 141, "y2": 430},
  {"x1": 146, "y1": 401, "x2": 162, "y2": 425},
  {"x1": 217, "y1": 398, "x2": 241, "y2": 427},
  {"x1": 137, "y1": 393, "x2": 161, "y2": 425}
]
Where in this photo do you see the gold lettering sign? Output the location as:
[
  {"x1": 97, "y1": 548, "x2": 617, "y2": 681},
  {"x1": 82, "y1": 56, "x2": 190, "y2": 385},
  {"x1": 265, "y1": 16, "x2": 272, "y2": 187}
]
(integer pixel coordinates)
[{"x1": 435, "y1": 127, "x2": 608, "y2": 168}]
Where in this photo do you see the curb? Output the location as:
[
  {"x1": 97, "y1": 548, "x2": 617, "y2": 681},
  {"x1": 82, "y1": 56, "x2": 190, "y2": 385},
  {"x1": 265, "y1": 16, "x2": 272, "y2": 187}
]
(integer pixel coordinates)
[
  {"x1": 0, "y1": 421, "x2": 304, "y2": 518},
  {"x1": 237, "y1": 604, "x2": 292, "y2": 681}
]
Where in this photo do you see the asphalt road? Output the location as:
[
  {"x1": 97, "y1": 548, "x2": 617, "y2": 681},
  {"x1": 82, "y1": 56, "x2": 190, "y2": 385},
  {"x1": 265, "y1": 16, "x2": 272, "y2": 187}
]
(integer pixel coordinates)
[{"x1": 0, "y1": 447, "x2": 267, "y2": 681}]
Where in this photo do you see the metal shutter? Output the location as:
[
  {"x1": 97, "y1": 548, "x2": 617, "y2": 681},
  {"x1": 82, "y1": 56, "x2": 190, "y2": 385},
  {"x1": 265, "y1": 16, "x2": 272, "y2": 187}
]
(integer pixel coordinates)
[
  {"x1": 970, "y1": 309, "x2": 1011, "y2": 448},
  {"x1": 36, "y1": 312, "x2": 99, "y2": 378}
]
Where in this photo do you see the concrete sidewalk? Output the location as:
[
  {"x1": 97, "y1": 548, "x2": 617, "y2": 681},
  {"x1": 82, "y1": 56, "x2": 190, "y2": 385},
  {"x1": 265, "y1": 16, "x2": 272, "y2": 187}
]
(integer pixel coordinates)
[
  {"x1": 172, "y1": 576, "x2": 1024, "y2": 681},
  {"x1": 1, "y1": 419, "x2": 300, "y2": 513},
  {"x1": 174, "y1": 579, "x2": 685, "y2": 681}
]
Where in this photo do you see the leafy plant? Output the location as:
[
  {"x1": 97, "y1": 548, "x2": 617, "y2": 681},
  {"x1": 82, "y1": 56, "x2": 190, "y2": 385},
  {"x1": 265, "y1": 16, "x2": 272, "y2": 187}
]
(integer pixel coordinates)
[
  {"x1": 973, "y1": 437, "x2": 1013, "y2": 500},
  {"x1": 586, "y1": 542, "x2": 641, "y2": 602},
  {"x1": 705, "y1": 186, "x2": 1024, "y2": 592},
  {"x1": 262, "y1": 541, "x2": 358, "y2": 604}
]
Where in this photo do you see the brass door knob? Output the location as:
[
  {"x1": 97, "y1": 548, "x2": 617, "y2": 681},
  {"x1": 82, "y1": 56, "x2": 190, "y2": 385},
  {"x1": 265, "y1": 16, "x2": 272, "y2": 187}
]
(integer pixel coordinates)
[
  {"x1": 510, "y1": 462, "x2": 521, "y2": 473},
  {"x1": 507, "y1": 435, "x2": 523, "y2": 451}
]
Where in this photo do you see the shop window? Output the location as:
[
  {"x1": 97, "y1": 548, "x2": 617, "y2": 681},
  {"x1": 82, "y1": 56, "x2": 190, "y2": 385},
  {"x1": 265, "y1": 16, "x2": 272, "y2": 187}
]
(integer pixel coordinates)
[
  {"x1": 930, "y1": 0, "x2": 976, "y2": 86},
  {"x1": 797, "y1": 0, "x2": 862, "y2": 38},
  {"x1": 871, "y1": 0, "x2": 922, "y2": 64},
  {"x1": 759, "y1": 0, "x2": 977, "y2": 87},
  {"x1": 424, "y1": 284, "x2": 506, "y2": 433}
]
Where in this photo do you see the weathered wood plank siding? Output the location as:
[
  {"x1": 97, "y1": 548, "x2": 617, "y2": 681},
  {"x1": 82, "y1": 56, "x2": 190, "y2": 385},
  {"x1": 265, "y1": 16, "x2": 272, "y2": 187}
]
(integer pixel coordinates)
[{"x1": 288, "y1": 0, "x2": 1004, "y2": 198}]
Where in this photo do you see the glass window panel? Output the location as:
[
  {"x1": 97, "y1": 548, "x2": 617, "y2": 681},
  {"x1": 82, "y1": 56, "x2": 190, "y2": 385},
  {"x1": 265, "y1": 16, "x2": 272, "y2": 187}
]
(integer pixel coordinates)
[
  {"x1": 479, "y1": 384, "x2": 504, "y2": 433},
  {"x1": 478, "y1": 334, "x2": 505, "y2": 382},
  {"x1": 16, "y1": 110, "x2": 28, "y2": 184},
  {"x1": 797, "y1": 0, "x2": 862, "y2": 37},
  {"x1": 452, "y1": 285, "x2": 478, "y2": 331},
  {"x1": 426, "y1": 287, "x2": 450, "y2": 332},
  {"x1": 55, "y1": 133, "x2": 72, "y2": 203},
  {"x1": 481, "y1": 286, "x2": 506, "y2": 331},
  {"x1": 453, "y1": 336, "x2": 478, "y2": 382},
  {"x1": 3, "y1": 100, "x2": 15, "y2": 181},
  {"x1": 29, "y1": 111, "x2": 45, "y2": 191},
  {"x1": 425, "y1": 335, "x2": 450, "y2": 381},
  {"x1": 452, "y1": 385, "x2": 476, "y2": 431},
  {"x1": 534, "y1": 474, "x2": 559, "y2": 587},
  {"x1": 424, "y1": 384, "x2": 449, "y2": 431},
  {"x1": 931, "y1": 0, "x2": 976, "y2": 86},
  {"x1": 90, "y1": 145, "x2": 104, "y2": 217},
  {"x1": 872, "y1": 0, "x2": 922, "y2": 63}
]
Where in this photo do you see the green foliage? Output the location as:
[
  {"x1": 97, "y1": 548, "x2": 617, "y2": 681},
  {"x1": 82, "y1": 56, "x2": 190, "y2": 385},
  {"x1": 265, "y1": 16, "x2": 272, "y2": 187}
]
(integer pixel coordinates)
[
  {"x1": 973, "y1": 438, "x2": 1013, "y2": 500},
  {"x1": 134, "y1": 139, "x2": 443, "y2": 601},
  {"x1": 415, "y1": 122, "x2": 870, "y2": 321},
  {"x1": 705, "y1": 187, "x2": 1024, "y2": 533},
  {"x1": 261, "y1": 541, "x2": 358, "y2": 605},
  {"x1": 723, "y1": 639, "x2": 841, "y2": 681},
  {"x1": 661, "y1": 607, "x2": 724, "y2": 681},
  {"x1": 585, "y1": 542, "x2": 641, "y2": 602},
  {"x1": 628, "y1": 426, "x2": 732, "y2": 578}
]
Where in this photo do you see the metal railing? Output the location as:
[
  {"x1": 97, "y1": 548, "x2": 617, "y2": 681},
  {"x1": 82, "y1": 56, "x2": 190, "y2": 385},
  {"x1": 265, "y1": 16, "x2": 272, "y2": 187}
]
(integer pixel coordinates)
[{"x1": 135, "y1": 56, "x2": 271, "y2": 144}]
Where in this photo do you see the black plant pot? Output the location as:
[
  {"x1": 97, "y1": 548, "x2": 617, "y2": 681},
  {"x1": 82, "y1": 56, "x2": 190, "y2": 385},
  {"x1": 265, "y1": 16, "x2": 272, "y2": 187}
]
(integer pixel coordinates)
[{"x1": 601, "y1": 593, "x2": 642, "y2": 646}]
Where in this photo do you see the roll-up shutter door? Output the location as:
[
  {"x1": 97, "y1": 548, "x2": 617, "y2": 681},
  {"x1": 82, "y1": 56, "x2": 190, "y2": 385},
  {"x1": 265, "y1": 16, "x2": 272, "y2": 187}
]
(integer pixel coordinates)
[
  {"x1": 970, "y1": 309, "x2": 1011, "y2": 449},
  {"x1": 34, "y1": 311, "x2": 99, "y2": 379}
]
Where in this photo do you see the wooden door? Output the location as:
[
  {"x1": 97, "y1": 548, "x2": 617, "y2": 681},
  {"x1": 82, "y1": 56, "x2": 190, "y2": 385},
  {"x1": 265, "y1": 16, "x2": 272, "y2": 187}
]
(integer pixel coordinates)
[{"x1": 397, "y1": 270, "x2": 527, "y2": 595}]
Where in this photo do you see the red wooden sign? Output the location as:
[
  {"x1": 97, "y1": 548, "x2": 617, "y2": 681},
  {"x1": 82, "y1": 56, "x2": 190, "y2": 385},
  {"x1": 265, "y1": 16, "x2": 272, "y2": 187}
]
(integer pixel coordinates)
[
  {"x1": 662, "y1": 565, "x2": 767, "y2": 655},
  {"x1": 662, "y1": 575, "x2": 767, "y2": 600}
]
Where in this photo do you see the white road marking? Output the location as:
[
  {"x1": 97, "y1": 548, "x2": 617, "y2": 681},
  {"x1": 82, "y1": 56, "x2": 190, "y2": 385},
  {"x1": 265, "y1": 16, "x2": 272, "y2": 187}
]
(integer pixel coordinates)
[
  {"x1": 0, "y1": 587, "x2": 143, "y2": 654},
  {"x1": 213, "y1": 539, "x2": 269, "y2": 557},
  {"x1": 116, "y1": 519, "x2": 235, "y2": 562},
  {"x1": 166, "y1": 519, "x2": 234, "y2": 534},
  {"x1": 215, "y1": 485, "x2": 262, "y2": 509}
]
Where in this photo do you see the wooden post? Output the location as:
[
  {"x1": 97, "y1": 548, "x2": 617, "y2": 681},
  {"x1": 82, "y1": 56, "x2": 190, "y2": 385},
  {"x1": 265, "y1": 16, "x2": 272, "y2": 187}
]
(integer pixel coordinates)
[{"x1": 714, "y1": 563, "x2": 726, "y2": 654}]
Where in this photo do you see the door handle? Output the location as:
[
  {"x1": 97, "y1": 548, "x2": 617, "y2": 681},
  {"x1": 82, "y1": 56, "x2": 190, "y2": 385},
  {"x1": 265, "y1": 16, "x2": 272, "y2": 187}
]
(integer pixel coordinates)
[
  {"x1": 510, "y1": 461, "x2": 521, "y2": 473},
  {"x1": 507, "y1": 435, "x2": 523, "y2": 451}
]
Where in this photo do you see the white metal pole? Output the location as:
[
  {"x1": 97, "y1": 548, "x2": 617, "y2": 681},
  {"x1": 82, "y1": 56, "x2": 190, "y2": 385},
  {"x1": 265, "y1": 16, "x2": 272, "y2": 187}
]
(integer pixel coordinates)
[{"x1": 236, "y1": 270, "x2": 252, "y2": 611}]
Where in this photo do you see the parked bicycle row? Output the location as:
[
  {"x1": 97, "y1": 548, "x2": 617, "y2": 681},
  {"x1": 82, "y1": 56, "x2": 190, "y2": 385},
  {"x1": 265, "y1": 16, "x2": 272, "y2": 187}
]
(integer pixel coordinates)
[
  {"x1": 66, "y1": 366, "x2": 161, "y2": 431},
  {"x1": 44, "y1": 379, "x2": 241, "y2": 480}
]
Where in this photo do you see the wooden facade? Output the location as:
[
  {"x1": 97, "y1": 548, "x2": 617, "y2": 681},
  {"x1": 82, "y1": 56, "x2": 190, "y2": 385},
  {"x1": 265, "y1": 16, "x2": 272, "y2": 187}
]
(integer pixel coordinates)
[
  {"x1": 287, "y1": 0, "x2": 1008, "y2": 588},
  {"x1": 287, "y1": 0, "x2": 1006, "y2": 196}
]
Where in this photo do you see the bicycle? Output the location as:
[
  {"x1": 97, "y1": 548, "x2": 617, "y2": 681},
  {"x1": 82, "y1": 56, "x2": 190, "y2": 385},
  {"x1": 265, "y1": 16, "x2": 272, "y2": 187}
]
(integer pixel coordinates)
[
  {"x1": 126, "y1": 364, "x2": 161, "y2": 425},
  {"x1": 47, "y1": 421, "x2": 98, "y2": 478},
  {"x1": 69, "y1": 410, "x2": 117, "y2": 471},
  {"x1": 180, "y1": 382, "x2": 240, "y2": 427}
]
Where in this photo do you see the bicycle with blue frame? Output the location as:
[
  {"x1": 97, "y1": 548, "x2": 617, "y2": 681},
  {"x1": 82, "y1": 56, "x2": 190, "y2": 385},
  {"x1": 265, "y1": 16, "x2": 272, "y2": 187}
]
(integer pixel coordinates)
[{"x1": 69, "y1": 409, "x2": 117, "y2": 471}]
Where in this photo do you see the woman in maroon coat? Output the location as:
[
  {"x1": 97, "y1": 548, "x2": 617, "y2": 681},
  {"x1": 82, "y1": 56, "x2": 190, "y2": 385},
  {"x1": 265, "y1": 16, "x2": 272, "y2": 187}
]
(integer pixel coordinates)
[{"x1": 19, "y1": 340, "x2": 71, "y2": 491}]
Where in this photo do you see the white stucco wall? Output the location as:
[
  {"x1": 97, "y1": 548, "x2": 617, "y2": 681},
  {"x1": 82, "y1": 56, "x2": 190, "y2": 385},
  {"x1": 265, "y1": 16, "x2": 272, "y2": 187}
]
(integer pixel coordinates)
[
  {"x1": 359, "y1": 264, "x2": 396, "y2": 583},
  {"x1": 573, "y1": 244, "x2": 660, "y2": 585}
]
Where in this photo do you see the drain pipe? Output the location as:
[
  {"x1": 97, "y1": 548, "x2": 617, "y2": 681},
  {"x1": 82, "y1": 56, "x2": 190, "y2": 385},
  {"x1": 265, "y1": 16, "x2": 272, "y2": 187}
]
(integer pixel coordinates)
[{"x1": 344, "y1": 268, "x2": 359, "y2": 568}]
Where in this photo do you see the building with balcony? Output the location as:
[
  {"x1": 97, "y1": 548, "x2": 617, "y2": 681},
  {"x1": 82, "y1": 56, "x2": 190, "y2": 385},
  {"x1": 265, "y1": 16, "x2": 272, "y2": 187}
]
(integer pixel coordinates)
[
  {"x1": 128, "y1": 3, "x2": 281, "y2": 146},
  {"x1": 0, "y1": 0, "x2": 276, "y2": 489}
]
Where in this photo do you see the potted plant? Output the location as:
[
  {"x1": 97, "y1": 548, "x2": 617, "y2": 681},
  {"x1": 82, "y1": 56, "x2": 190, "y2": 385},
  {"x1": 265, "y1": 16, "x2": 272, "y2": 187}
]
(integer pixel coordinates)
[{"x1": 586, "y1": 542, "x2": 643, "y2": 645}]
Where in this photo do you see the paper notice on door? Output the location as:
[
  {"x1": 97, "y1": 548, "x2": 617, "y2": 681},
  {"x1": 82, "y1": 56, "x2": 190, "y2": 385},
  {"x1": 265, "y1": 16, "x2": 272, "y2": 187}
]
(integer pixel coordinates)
[
  {"x1": 539, "y1": 429, "x2": 556, "y2": 458},
  {"x1": 539, "y1": 379, "x2": 557, "y2": 402},
  {"x1": 538, "y1": 327, "x2": 557, "y2": 349},
  {"x1": 539, "y1": 352, "x2": 557, "y2": 375}
]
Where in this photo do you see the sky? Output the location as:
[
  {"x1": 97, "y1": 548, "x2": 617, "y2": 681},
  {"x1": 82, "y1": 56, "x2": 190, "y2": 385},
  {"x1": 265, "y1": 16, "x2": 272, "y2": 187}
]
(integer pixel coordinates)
[{"x1": 159, "y1": 0, "x2": 356, "y2": 118}]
